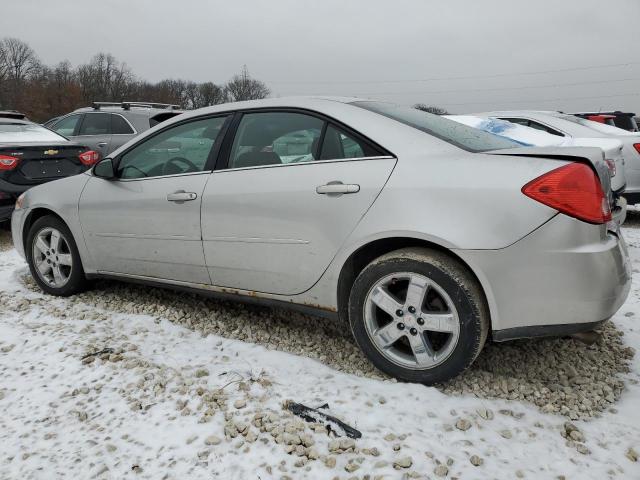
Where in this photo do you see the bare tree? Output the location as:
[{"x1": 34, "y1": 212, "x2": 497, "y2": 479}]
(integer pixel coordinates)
[
  {"x1": 225, "y1": 65, "x2": 270, "y2": 102},
  {"x1": 76, "y1": 53, "x2": 135, "y2": 102},
  {"x1": 414, "y1": 103, "x2": 448, "y2": 115},
  {"x1": 1, "y1": 37, "x2": 40, "y2": 84}
]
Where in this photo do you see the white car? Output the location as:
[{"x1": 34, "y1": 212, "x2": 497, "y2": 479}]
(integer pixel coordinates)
[
  {"x1": 474, "y1": 111, "x2": 640, "y2": 204},
  {"x1": 447, "y1": 114, "x2": 628, "y2": 223}
]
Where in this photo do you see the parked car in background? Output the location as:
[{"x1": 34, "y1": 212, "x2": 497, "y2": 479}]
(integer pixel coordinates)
[
  {"x1": 573, "y1": 114, "x2": 617, "y2": 126},
  {"x1": 0, "y1": 111, "x2": 98, "y2": 223},
  {"x1": 447, "y1": 114, "x2": 627, "y2": 224},
  {"x1": 572, "y1": 111, "x2": 638, "y2": 132},
  {"x1": 11, "y1": 97, "x2": 630, "y2": 384},
  {"x1": 44, "y1": 102, "x2": 184, "y2": 156},
  {"x1": 475, "y1": 111, "x2": 640, "y2": 205}
]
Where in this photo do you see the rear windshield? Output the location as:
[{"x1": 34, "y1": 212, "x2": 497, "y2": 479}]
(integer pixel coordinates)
[
  {"x1": 351, "y1": 101, "x2": 522, "y2": 152},
  {"x1": 0, "y1": 122, "x2": 68, "y2": 143}
]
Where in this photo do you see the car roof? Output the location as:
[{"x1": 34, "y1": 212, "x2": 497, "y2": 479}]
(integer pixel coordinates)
[
  {"x1": 0, "y1": 118, "x2": 31, "y2": 125},
  {"x1": 0, "y1": 110, "x2": 27, "y2": 120}
]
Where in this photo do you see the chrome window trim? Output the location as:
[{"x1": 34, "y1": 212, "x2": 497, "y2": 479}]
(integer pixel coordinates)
[
  {"x1": 217, "y1": 155, "x2": 396, "y2": 174},
  {"x1": 91, "y1": 169, "x2": 212, "y2": 182}
]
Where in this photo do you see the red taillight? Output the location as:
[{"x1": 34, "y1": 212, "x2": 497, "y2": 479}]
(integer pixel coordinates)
[
  {"x1": 78, "y1": 150, "x2": 100, "y2": 166},
  {"x1": 634, "y1": 143, "x2": 640, "y2": 155},
  {"x1": 522, "y1": 163, "x2": 611, "y2": 224},
  {"x1": 0, "y1": 155, "x2": 19, "y2": 170}
]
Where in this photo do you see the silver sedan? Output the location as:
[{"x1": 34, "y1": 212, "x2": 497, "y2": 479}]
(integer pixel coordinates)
[{"x1": 11, "y1": 97, "x2": 632, "y2": 384}]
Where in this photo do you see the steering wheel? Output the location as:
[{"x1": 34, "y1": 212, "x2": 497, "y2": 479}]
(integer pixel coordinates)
[{"x1": 162, "y1": 156, "x2": 199, "y2": 176}]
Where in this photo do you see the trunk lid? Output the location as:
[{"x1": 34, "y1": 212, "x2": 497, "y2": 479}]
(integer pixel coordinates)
[{"x1": 0, "y1": 142, "x2": 89, "y2": 185}]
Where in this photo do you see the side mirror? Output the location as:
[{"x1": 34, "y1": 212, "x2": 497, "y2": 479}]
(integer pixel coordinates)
[{"x1": 93, "y1": 158, "x2": 116, "y2": 179}]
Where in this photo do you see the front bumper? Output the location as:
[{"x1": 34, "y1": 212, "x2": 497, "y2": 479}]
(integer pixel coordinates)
[{"x1": 456, "y1": 214, "x2": 632, "y2": 340}]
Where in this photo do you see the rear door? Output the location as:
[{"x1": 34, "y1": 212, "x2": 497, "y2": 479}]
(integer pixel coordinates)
[
  {"x1": 108, "y1": 113, "x2": 137, "y2": 152},
  {"x1": 76, "y1": 112, "x2": 112, "y2": 154},
  {"x1": 201, "y1": 110, "x2": 396, "y2": 295}
]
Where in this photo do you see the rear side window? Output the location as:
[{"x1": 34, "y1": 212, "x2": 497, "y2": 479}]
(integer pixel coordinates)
[
  {"x1": 320, "y1": 125, "x2": 379, "y2": 160},
  {"x1": 112, "y1": 115, "x2": 135, "y2": 134},
  {"x1": 229, "y1": 112, "x2": 324, "y2": 168},
  {"x1": 79, "y1": 113, "x2": 110, "y2": 135},
  {"x1": 352, "y1": 101, "x2": 521, "y2": 152},
  {"x1": 51, "y1": 114, "x2": 82, "y2": 136}
]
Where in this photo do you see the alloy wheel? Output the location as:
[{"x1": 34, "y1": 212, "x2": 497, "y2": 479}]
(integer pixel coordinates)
[
  {"x1": 363, "y1": 272, "x2": 460, "y2": 370},
  {"x1": 32, "y1": 227, "x2": 73, "y2": 288}
]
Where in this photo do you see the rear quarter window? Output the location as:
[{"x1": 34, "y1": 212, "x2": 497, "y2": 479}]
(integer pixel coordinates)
[{"x1": 352, "y1": 101, "x2": 522, "y2": 152}]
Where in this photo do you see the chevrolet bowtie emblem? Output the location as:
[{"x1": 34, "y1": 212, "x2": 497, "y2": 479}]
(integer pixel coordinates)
[{"x1": 44, "y1": 149, "x2": 59, "y2": 155}]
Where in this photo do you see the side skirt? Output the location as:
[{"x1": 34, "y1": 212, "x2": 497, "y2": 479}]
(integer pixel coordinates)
[{"x1": 86, "y1": 272, "x2": 339, "y2": 320}]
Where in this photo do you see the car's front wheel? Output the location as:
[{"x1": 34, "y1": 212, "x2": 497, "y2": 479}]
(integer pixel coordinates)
[
  {"x1": 26, "y1": 215, "x2": 87, "y2": 296},
  {"x1": 349, "y1": 247, "x2": 489, "y2": 384}
]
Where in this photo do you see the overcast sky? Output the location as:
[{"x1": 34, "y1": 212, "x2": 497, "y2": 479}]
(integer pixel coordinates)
[{"x1": 2, "y1": 0, "x2": 639, "y2": 113}]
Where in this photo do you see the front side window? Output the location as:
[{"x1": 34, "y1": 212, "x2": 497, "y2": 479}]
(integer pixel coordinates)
[
  {"x1": 79, "y1": 113, "x2": 111, "y2": 136},
  {"x1": 229, "y1": 112, "x2": 323, "y2": 168},
  {"x1": 352, "y1": 101, "x2": 522, "y2": 152},
  {"x1": 51, "y1": 114, "x2": 82, "y2": 136},
  {"x1": 117, "y1": 116, "x2": 227, "y2": 179}
]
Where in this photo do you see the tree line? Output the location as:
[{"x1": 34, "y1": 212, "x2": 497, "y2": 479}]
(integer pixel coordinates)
[{"x1": 0, "y1": 37, "x2": 270, "y2": 122}]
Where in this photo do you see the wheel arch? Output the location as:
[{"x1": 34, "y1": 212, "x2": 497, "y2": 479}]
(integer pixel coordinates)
[
  {"x1": 336, "y1": 236, "x2": 495, "y2": 333},
  {"x1": 22, "y1": 208, "x2": 66, "y2": 252}
]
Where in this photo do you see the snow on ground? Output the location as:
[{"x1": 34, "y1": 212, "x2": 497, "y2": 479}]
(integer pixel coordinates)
[{"x1": 0, "y1": 220, "x2": 639, "y2": 479}]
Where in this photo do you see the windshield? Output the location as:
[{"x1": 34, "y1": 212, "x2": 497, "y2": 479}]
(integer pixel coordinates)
[
  {"x1": 0, "y1": 122, "x2": 68, "y2": 143},
  {"x1": 351, "y1": 101, "x2": 522, "y2": 152},
  {"x1": 559, "y1": 114, "x2": 639, "y2": 136}
]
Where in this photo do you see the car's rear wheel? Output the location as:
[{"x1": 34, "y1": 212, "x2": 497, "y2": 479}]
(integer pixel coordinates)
[
  {"x1": 26, "y1": 215, "x2": 87, "y2": 296},
  {"x1": 349, "y1": 247, "x2": 489, "y2": 384}
]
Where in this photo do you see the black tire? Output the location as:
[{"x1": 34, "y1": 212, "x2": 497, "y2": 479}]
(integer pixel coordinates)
[
  {"x1": 349, "y1": 247, "x2": 489, "y2": 384},
  {"x1": 26, "y1": 215, "x2": 87, "y2": 296}
]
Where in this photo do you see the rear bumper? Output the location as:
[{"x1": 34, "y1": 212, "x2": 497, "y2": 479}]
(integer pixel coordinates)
[
  {"x1": 456, "y1": 214, "x2": 632, "y2": 338},
  {"x1": 0, "y1": 178, "x2": 29, "y2": 222}
]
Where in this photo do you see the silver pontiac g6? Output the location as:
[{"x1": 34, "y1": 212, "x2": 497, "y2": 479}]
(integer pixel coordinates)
[{"x1": 11, "y1": 97, "x2": 632, "y2": 384}]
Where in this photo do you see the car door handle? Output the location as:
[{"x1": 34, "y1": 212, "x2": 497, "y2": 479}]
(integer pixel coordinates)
[
  {"x1": 316, "y1": 182, "x2": 360, "y2": 195},
  {"x1": 167, "y1": 191, "x2": 197, "y2": 202},
  {"x1": 97, "y1": 142, "x2": 107, "y2": 147}
]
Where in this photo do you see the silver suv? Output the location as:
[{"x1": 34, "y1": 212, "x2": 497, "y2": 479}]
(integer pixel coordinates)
[{"x1": 45, "y1": 102, "x2": 184, "y2": 156}]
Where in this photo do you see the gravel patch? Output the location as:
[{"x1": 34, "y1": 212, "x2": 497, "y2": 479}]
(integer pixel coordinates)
[
  {"x1": 0, "y1": 227, "x2": 635, "y2": 420},
  {"x1": 5, "y1": 262, "x2": 632, "y2": 420}
]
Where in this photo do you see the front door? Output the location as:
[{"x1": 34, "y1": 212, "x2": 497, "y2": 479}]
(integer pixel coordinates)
[
  {"x1": 201, "y1": 111, "x2": 396, "y2": 295},
  {"x1": 79, "y1": 115, "x2": 229, "y2": 283}
]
